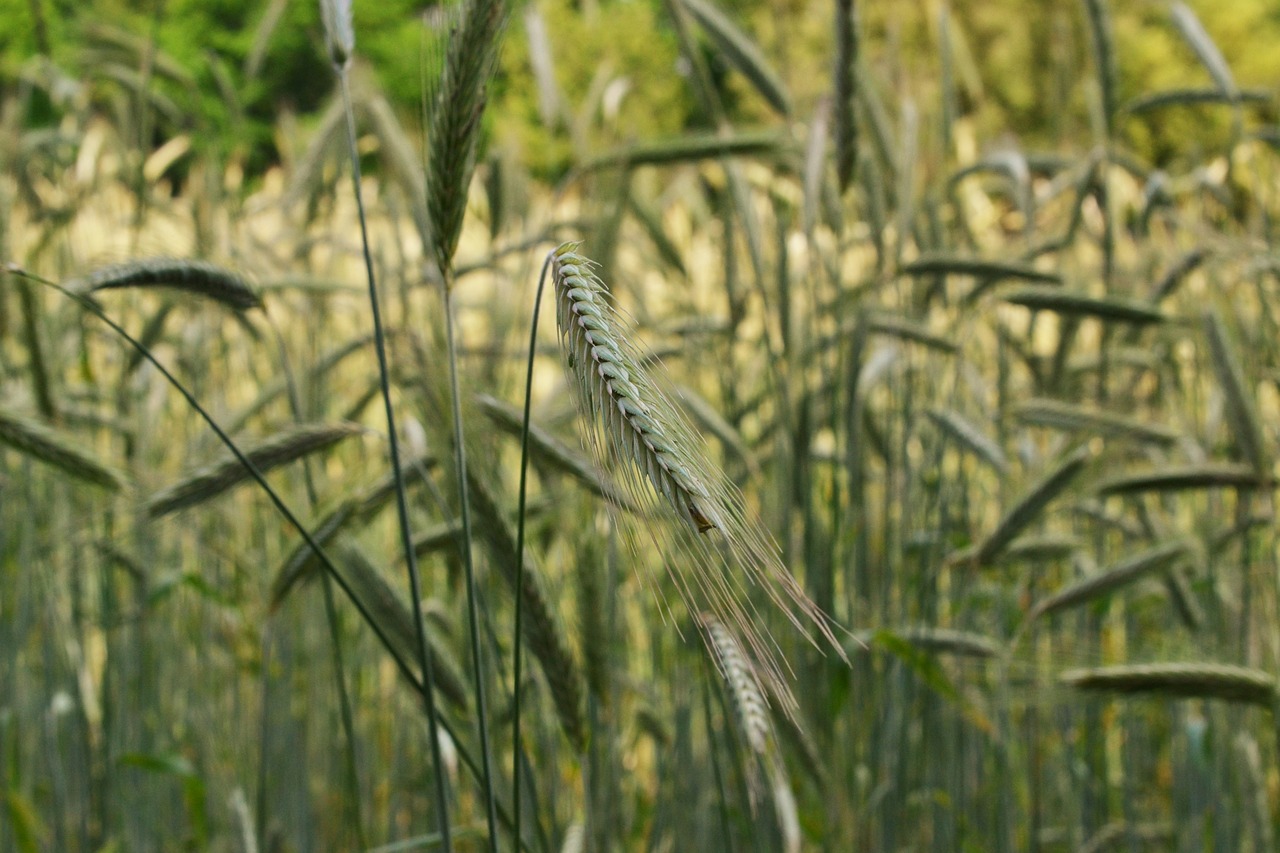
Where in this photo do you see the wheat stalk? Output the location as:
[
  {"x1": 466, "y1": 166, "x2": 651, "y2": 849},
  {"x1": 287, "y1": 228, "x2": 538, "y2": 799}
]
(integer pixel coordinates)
[
  {"x1": 679, "y1": 0, "x2": 790, "y2": 117},
  {"x1": 1014, "y1": 398, "x2": 1178, "y2": 446},
  {"x1": 832, "y1": 0, "x2": 858, "y2": 192},
  {"x1": 332, "y1": 540, "x2": 470, "y2": 710},
  {"x1": 926, "y1": 407, "x2": 1008, "y2": 473},
  {"x1": 901, "y1": 253, "x2": 1062, "y2": 287},
  {"x1": 1170, "y1": 2, "x2": 1237, "y2": 101},
  {"x1": 474, "y1": 392, "x2": 642, "y2": 513},
  {"x1": 1000, "y1": 286, "x2": 1165, "y2": 325},
  {"x1": 318, "y1": 0, "x2": 353, "y2": 66},
  {"x1": 469, "y1": 470, "x2": 586, "y2": 749},
  {"x1": 551, "y1": 243, "x2": 842, "y2": 717},
  {"x1": 1082, "y1": 0, "x2": 1117, "y2": 137},
  {"x1": 1000, "y1": 533, "x2": 1082, "y2": 564},
  {"x1": 1096, "y1": 462, "x2": 1270, "y2": 496},
  {"x1": 1204, "y1": 309, "x2": 1268, "y2": 477},
  {"x1": 970, "y1": 444, "x2": 1091, "y2": 566},
  {"x1": 851, "y1": 626, "x2": 1002, "y2": 660}
]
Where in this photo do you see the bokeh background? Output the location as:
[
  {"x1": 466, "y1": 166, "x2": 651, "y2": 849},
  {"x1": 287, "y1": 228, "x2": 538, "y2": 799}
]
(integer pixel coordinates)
[{"x1": 4, "y1": 0, "x2": 1280, "y2": 850}]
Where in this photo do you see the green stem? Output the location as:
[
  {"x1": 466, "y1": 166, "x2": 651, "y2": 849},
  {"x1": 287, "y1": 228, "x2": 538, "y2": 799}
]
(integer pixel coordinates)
[
  {"x1": 511, "y1": 251, "x2": 555, "y2": 846},
  {"x1": 335, "y1": 71, "x2": 455, "y2": 847},
  {"x1": 441, "y1": 269, "x2": 502, "y2": 850}
]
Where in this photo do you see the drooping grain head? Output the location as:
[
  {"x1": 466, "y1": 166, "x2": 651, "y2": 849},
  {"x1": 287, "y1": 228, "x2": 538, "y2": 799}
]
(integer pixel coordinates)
[
  {"x1": 550, "y1": 242, "x2": 846, "y2": 718},
  {"x1": 553, "y1": 243, "x2": 722, "y2": 535}
]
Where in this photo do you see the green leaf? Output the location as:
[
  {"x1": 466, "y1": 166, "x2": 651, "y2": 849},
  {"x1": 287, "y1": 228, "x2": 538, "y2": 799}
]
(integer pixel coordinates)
[{"x1": 4, "y1": 791, "x2": 42, "y2": 853}]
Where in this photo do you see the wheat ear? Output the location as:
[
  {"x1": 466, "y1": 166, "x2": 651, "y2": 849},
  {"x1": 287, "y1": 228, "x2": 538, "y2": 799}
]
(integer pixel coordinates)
[
  {"x1": 69, "y1": 258, "x2": 261, "y2": 311},
  {"x1": 702, "y1": 614, "x2": 800, "y2": 852},
  {"x1": 552, "y1": 242, "x2": 844, "y2": 716},
  {"x1": 1062, "y1": 662, "x2": 1275, "y2": 707},
  {"x1": 0, "y1": 404, "x2": 124, "y2": 490},
  {"x1": 424, "y1": 0, "x2": 507, "y2": 276},
  {"x1": 145, "y1": 422, "x2": 362, "y2": 517}
]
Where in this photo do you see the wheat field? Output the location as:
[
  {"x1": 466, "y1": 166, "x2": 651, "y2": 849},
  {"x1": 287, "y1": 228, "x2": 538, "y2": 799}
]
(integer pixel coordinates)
[{"x1": 3, "y1": 1, "x2": 1280, "y2": 850}]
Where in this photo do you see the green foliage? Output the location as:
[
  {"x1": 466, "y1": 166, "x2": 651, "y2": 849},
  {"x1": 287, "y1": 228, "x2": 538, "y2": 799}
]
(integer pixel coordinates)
[
  {"x1": 4, "y1": 0, "x2": 1280, "y2": 174},
  {"x1": 493, "y1": 0, "x2": 690, "y2": 176},
  {"x1": 10, "y1": 0, "x2": 1280, "y2": 850}
]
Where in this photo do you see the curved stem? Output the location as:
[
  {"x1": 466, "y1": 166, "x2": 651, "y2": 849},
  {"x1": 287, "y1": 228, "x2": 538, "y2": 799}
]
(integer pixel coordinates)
[{"x1": 511, "y1": 250, "x2": 555, "y2": 844}]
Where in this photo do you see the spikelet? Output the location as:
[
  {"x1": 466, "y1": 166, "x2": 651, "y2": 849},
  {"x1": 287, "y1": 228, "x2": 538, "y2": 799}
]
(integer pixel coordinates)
[
  {"x1": 551, "y1": 242, "x2": 843, "y2": 716},
  {"x1": 145, "y1": 422, "x2": 362, "y2": 518},
  {"x1": 1062, "y1": 662, "x2": 1275, "y2": 707},
  {"x1": 702, "y1": 614, "x2": 800, "y2": 852},
  {"x1": 702, "y1": 615, "x2": 771, "y2": 756},
  {"x1": 424, "y1": 0, "x2": 507, "y2": 275},
  {"x1": 69, "y1": 258, "x2": 261, "y2": 311},
  {"x1": 318, "y1": 0, "x2": 354, "y2": 66},
  {"x1": 0, "y1": 404, "x2": 124, "y2": 491}
]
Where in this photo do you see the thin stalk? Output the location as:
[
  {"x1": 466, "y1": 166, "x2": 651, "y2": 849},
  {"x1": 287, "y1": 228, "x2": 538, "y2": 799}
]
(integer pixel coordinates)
[
  {"x1": 440, "y1": 268, "x2": 502, "y2": 849},
  {"x1": 511, "y1": 252, "x2": 555, "y2": 845},
  {"x1": 334, "y1": 71, "x2": 455, "y2": 846},
  {"x1": 318, "y1": 568, "x2": 365, "y2": 846}
]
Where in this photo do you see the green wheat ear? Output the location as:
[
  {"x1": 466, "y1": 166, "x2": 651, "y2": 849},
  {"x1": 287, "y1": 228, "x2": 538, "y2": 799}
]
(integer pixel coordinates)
[{"x1": 551, "y1": 242, "x2": 846, "y2": 716}]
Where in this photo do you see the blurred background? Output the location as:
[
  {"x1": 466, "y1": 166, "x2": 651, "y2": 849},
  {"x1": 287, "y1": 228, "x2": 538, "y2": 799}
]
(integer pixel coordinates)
[{"x1": 3, "y1": 0, "x2": 1280, "y2": 851}]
